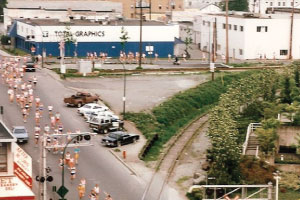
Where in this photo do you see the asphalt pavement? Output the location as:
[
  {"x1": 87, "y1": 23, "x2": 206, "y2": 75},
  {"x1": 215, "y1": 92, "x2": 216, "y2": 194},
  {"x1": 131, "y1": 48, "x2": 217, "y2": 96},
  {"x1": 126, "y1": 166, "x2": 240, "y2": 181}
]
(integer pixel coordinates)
[{"x1": 0, "y1": 66, "x2": 147, "y2": 200}]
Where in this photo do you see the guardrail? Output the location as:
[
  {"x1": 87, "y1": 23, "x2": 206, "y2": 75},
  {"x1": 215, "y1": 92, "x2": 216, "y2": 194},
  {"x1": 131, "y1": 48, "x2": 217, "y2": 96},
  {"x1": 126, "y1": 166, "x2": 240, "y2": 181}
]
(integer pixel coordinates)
[{"x1": 242, "y1": 123, "x2": 261, "y2": 155}]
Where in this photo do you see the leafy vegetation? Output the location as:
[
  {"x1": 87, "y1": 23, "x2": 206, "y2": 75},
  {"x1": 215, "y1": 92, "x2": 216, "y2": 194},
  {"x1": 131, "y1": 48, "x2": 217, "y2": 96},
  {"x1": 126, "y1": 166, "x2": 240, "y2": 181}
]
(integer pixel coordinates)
[
  {"x1": 207, "y1": 70, "x2": 279, "y2": 184},
  {"x1": 126, "y1": 71, "x2": 258, "y2": 161},
  {"x1": 228, "y1": 0, "x2": 248, "y2": 11},
  {"x1": 0, "y1": 0, "x2": 7, "y2": 22}
]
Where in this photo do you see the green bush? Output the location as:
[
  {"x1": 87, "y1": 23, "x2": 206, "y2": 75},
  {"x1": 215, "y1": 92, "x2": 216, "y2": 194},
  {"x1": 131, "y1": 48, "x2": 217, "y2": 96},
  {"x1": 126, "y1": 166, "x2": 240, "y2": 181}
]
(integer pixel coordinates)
[{"x1": 1, "y1": 35, "x2": 10, "y2": 45}]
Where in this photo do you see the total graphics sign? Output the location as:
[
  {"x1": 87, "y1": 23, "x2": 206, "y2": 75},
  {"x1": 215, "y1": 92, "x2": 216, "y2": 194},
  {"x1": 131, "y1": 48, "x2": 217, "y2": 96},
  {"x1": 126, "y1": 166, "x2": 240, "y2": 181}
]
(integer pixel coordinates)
[{"x1": 35, "y1": 25, "x2": 179, "y2": 43}]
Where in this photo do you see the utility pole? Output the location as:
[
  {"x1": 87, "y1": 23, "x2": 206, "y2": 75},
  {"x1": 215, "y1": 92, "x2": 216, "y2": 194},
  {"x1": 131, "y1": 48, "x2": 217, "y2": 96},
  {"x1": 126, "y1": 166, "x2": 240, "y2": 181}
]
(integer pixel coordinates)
[
  {"x1": 225, "y1": 0, "x2": 229, "y2": 64},
  {"x1": 289, "y1": 0, "x2": 295, "y2": 59},
  {"x1": 139, "y1": 0, "x2": 143, "y2": 68}
]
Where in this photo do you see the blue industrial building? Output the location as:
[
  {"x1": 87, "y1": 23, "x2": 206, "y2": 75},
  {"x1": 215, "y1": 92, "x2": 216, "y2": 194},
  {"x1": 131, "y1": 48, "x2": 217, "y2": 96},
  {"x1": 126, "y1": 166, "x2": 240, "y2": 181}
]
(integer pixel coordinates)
[{"x1": 8, "y1": 19, "x2": 179, "y2": 58}]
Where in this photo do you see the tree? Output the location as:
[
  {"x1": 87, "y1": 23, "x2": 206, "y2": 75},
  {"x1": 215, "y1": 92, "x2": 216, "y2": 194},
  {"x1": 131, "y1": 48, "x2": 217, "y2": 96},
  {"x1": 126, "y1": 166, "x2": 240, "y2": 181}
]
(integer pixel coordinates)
[
  {"x1": 294, "y1": 66, "x2": 300, "y2": 88},
  {"x1": 255, "y1": 128, "x2": 278, "y2": 155},
  {"x1": 228, "y1": 0, "x2": 248, "y2": 11},
  {"x1": 282, "y1": 76, "x2": 292, "y2": 104},
  {"x1": 184, "y1": 28, "x2": 193, "y2": 59},
  {"x1": 63, "y1": 25, "x2": 76, "y2": 57},
  {"x1": 120, "y1": 26, "x2": 130, "y2": 52},
  {"x1": 0, "y1": 0, "x2": 7, "y2": 22}
]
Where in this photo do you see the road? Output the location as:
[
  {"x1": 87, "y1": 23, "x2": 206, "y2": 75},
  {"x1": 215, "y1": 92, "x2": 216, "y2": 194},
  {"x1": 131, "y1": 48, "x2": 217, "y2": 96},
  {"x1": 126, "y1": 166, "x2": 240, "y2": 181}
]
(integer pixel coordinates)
[{"x1": 0, "y1": 65, "x2": 147, "y2": 200}]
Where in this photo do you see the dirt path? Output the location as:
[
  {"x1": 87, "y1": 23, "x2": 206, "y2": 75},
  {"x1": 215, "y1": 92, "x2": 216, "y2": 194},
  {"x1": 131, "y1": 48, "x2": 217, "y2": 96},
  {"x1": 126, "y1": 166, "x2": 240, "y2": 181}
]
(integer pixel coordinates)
[{"x1": 142, "y1": 114, "x2": 209, "y2": 200}]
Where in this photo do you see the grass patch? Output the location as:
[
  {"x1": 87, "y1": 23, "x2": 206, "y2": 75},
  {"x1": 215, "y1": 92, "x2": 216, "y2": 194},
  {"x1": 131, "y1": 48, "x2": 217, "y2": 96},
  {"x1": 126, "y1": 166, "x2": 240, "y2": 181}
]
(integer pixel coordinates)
[
  {"x1": 1, "y1": 47, "x2": 28, "y2": 56},
  {"x1": 229, "y1": 62, "x2": 285, "y2": 68},
  {"x1": 176, "y1": 176, "x2": 192, "y2": 186},
  {"x1": 126, "y1": 71, "x2": 258, "y2": 161}
]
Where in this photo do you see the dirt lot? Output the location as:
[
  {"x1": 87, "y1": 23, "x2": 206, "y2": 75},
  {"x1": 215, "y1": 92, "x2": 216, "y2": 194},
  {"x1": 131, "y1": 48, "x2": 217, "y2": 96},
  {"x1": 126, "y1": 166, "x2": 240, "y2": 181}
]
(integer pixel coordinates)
[{"x1": 63, "y1": 74, "x2": 210, "y2": 113}]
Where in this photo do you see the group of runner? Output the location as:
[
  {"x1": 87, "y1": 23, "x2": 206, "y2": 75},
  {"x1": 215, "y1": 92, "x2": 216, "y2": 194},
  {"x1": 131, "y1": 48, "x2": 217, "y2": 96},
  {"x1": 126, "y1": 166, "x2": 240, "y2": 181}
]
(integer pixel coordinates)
[{"x1": 1, "y1": 56, "x2": 113, "y2": 200}]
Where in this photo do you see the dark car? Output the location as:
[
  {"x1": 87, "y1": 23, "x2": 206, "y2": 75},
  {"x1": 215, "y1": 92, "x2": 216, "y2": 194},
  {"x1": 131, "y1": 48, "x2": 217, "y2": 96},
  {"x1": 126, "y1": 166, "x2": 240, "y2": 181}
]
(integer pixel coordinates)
[
  {"x1": 25, "y1": 62, "x2": 36, "y2": 72},
  {"x1": 64, "y1": 92, "x2": 99, "y2": 107},
  {"x1": 101, "y1": 131, "x2": 139, "y2": 147},
  {"x1": 12, "y1": 126, "x2": 29, "y2": 143}
]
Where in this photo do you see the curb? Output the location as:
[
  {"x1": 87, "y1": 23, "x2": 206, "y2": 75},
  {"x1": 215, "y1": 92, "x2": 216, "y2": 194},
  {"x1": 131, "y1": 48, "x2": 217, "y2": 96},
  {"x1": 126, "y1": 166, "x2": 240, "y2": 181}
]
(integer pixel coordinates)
[{"x1": 109, "y1": 150, "x2": 137, "y2": 176}]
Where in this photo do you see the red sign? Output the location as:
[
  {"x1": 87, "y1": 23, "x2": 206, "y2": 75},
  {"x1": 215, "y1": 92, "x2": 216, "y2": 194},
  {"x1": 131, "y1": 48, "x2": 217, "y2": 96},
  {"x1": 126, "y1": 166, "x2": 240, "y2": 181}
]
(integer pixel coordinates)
[{"x1": 14, "y1": 163, "x2": 32, "y2": 189}]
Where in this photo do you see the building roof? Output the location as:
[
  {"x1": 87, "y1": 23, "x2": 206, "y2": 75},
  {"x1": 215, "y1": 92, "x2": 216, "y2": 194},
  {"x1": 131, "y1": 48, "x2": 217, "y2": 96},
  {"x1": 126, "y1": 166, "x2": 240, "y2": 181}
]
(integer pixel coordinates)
[
  {"x1": 17, "y1": 18, "x2": 168, "y2": 26},
  {"x1": 7, "y1": 0, "x2": 122, "y2": 12},
  {"x1": 0, "y1": 121, "x2": 15, "y2": 141}
]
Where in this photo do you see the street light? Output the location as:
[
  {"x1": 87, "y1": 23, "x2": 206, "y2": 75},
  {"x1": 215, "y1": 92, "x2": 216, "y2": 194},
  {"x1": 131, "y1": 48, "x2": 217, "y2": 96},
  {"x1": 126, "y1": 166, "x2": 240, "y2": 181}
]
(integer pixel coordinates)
[
  {"x1": 273, "y1": 171, "x2": 281, "y2": 200},
  {"x1": 120, "y1": 60, "x2": 126, "y2": 120}
]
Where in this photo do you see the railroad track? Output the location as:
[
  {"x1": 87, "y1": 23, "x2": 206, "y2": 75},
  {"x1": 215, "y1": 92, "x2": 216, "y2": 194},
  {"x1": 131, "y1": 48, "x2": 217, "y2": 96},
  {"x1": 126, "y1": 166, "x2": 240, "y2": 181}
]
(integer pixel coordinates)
[{"x1": 141, "y1": 114, "x2": 209, "y2": 200}]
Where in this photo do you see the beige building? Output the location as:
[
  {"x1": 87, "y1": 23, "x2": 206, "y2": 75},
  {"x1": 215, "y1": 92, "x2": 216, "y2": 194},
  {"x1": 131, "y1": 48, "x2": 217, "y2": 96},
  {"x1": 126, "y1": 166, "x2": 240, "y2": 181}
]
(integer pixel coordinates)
[{"x1": 109, "y1": 0, "x2": 184, "y2": 20}]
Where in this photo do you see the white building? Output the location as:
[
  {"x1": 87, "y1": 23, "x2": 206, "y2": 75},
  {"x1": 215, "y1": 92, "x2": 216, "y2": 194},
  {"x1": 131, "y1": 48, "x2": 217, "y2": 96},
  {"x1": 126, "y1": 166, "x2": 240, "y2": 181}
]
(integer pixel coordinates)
[
  {"x1": 249, "y1": 0, "x2": 300, "y2": 14},
  {"x1": 172, "y1": 4, "x2": 222, "y2": 22},
  {"x1": 0, "y1": 121, "x2": 34, "y2": 200},
  {"x1": 196, "y1": 13, "x2": 300, "y2": 60},
  {"x1": 4, "y1": 0, "x2": 123, "y2": 32},
  {"x1": 184, "y1": 0, "x2": 223, "y2": 9}
]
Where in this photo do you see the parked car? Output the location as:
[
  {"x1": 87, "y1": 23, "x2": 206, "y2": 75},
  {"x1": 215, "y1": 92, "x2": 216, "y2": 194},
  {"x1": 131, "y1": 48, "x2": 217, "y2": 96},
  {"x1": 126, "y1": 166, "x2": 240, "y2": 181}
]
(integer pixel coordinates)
[
  {"x1": 12, "y1": 126, "x2": 29, "y2": 143},
  {"x1": 77, "y1": 103, "x2": 109, "y2": 116},
  {"x1": 85, "y1": 110, "x2": 119, "y2": 122},
  {"x1": 101, "y1": 131, "x2": 139, "y2": 147},
  {"x1": 64, "y1": 92, "x2": 99, "y2": 107},
  {"x1": 25, "y1": 62, "x2": 36, "y2": 72},
  {"x1": 89, "y1": 117, "x2": 123, "y2": 133}
]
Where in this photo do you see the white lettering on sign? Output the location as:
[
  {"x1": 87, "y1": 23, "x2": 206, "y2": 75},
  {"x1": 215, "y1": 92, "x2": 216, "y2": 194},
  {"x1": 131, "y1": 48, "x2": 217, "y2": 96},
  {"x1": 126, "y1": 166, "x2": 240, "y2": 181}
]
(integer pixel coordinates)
[{"x1": 54, "y1": 31, "x2": 105, "y2": 37}]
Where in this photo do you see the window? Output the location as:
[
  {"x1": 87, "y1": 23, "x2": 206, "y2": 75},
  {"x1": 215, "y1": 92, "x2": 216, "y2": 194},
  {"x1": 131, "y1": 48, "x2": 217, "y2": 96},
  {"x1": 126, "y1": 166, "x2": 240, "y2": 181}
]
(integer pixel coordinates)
[
  {"x1": 270, "y1": 2, "x2": 273, "y2": 6},
  {"x1": 229, "y1": 24, "x2": 232, "y2": 30},
  {"x1": 280, "y1": 50, "x2": 288, "y2": 55},
  {"x1": 172, "y1": 5, "x2": 175, "y2": 9},
  {"x1": 0, "y1": 143, "x2": 7, "y2": 172},
  {"x1": 223, "y1": 23, "x2": 226, "y2": 29},
  {"x1": 234, "y1": 25, "x2": 237, "y2": 31},
  {"x1": 283, "y1": 2, "x2": 285, "y2": 6},
  {"x1": 158, "y1": 5, "x2": 162, "y2": 9},
  {"x1": 257, "y1": 26, "x2": 261, "y2": 32},
  {"x1": 239, "y1": 49, "x2": 243, "y2": 55},
  {"x1": 203, "y1": 20, "x2": 205, "y2": 25},
  {"x1": 189, "y1": 1, "x2": 192, "y2": 6},
  {"x1": 257, "y1": 26, "x2": 268, "y2": 32},
  {"x1": 278, "y1": 2, "x2": 281, "y2": 6},
  {"x1": 291, "y1": 2, "x2": 294, "y2": 6},
  {"x1": 130, "y1": 4, "x2": 134, "y2": 9},
  {"x1": 207, "y1": 22, "x2": 210, "y2": 27},
  {"x1": 217, "y1": 44, "x2": 221, "y2": 50},
  {"x1": 240, "y1": 26, "x2": 244, "y2": 32}
]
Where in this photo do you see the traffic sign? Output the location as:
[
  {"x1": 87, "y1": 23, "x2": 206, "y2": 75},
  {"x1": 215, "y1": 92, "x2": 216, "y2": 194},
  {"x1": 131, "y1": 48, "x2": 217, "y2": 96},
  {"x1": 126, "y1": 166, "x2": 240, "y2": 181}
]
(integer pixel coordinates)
[{"x1": 57, "y1": 185, "x2": 69, "y2": 197}]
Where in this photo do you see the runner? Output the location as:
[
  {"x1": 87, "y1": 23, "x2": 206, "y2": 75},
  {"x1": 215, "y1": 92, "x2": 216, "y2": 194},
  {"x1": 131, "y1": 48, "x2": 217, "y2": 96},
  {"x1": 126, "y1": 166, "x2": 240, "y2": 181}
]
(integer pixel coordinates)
[
  {"x1": 88, "y1": 190, "x2": 97, "y2": 200},
  {"x1": 35, "y1": 110, "x2": 41, "y2": 124},
  {"x1": 93, "y1": 184, "x2": 100, "y2": 200},
  {"x1": 22, "y1": 107, "x2": 27, "y2": 123},
  {"x1": 48, "y1": 105, "x2": 53, "y2": 118},
  {"x1": 50, "y1": 115, "x2": 56, "y2": 129},
  {"x1": 74, "y1": 147, "x2": 80, "y2": 165},
  {"x1": 34, "y1": 125, "x2": 40, "y2": 147},
  {"x1": 35, "y1": 96, "x2": 40, "y2": 108},
  {"x1": 78, "y1": 183, "x2": 85, "y2": 199},
  {"x1": 32, "y1": 75, "x2": 37, "y2": 87},
  {"x1": 44, "y1": 124, "x2": 50, "y2": 134},
  {"x1": 65, "y1": 151, "x2": 71, "y2": 166},
  {"x1": 70, "y1": 166, "x2": 76, "y2": 181},
  {"x1": 104, "y1": 193, "x2": 113, "y2": 200},
  {"x1": 55, "y1": 112, "x2": 60, "y2": 124}
]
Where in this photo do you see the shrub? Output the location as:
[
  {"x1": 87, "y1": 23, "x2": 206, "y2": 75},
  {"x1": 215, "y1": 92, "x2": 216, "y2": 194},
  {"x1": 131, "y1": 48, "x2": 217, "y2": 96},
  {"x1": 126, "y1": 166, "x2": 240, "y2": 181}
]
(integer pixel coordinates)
[{"x1": 240, "y1": 157, "x2": 276, "y2": 184}]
